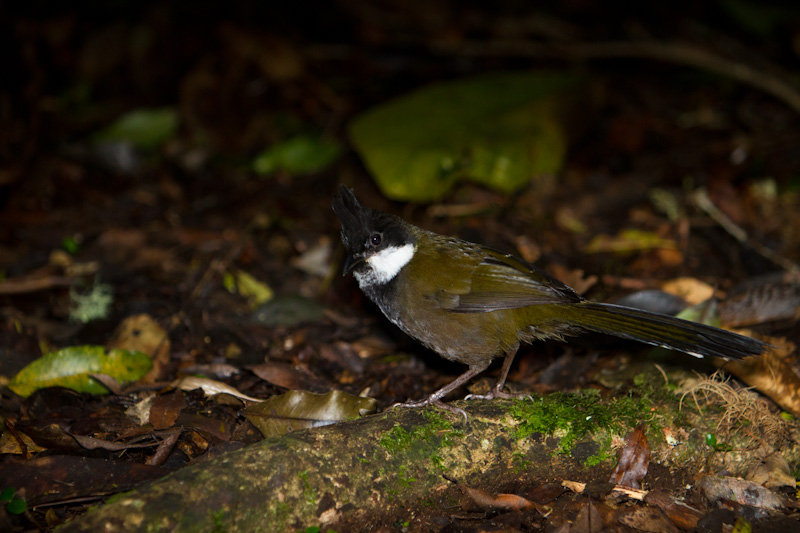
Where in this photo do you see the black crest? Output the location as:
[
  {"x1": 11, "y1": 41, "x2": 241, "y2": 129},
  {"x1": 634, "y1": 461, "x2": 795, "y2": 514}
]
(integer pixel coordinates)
[{"x1": 332, "y1": 185, "x2": 413, "y2": 256}]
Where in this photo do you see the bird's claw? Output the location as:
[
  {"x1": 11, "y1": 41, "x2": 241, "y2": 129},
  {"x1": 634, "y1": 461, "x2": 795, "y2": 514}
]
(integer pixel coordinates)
[
  {"x1": 390, "y1": 398, "x2": 468, "y2": 423},
  {"x1": 465, "y1": 389, "x2": 532, "y2": 401}
]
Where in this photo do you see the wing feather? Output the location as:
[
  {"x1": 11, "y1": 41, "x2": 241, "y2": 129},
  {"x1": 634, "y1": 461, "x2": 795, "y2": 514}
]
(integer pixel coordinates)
[{"x1": 434, "y1": 252, "x2": 582, "y2": 313}]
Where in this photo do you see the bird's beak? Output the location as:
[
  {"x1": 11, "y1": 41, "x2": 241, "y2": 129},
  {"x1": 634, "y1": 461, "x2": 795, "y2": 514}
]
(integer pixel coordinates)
[{"x1": 342, "y1": 253, "x2": 364, "y2": 276}]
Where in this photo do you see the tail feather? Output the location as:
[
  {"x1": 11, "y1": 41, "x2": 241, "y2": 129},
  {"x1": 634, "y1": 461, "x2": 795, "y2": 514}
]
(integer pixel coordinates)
[{"x1": 566, "y1": 301, "x2": 766, "y2": 360}]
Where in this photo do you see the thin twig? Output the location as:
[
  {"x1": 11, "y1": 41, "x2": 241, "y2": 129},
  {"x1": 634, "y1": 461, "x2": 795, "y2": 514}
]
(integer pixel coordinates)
[
  {"x1": 692, "y1": 188, "x2": 799, "y2": 272},
  {"x1": 0, "y1": 275, "x2": 73, "y2": 295},
  {"x1": 562, "y1": 480, "x2": 647, "y2": 500},
  {"x1": 432, "y1": 40, "x2": 800, "y2": 115}
]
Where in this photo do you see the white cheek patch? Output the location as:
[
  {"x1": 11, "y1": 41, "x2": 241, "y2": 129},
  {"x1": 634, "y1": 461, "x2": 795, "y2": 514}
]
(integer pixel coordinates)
[{"x1": 356, "y1": 243, "x2": 415, "y2": 285}]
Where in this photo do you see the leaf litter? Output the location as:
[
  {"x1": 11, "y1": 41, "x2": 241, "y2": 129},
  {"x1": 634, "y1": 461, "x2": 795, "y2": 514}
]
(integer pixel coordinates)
[{"x1": 1, "y1": 1, "x2": 800, "y2": 530}]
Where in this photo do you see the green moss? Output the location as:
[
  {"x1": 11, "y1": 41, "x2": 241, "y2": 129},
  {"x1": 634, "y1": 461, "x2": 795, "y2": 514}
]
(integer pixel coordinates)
[
  {"x1": 209, "y1": 509, "x2": 227, "y2": 532},
  {"x1": 103, "y1": 492, "x2": 140, "y2": 507},
  {"x1": 270, "y1": 501, "x2": 291, "y2": 529},
  {"x1": 298, "y1": 470, "x2": 318, "y2": 507},
  {"x1": 379, "y1": 426, "x2": 414, "y2": 454},
  {"x1": 511, "y1": 451, "x2": 532, "y2": 473},
  {"x1": 379, "y1": 409, "x2": 463, "y2": 455},
  {"x1": 510, "y1": 389, "x2": 656, "y2": 461},
  {"x1": 376, "y1": 409, "x2": 466, "y2": 497},
  {"x1": 430, "y1": 454, "x2": 445, "y2": 471},
  {"x1": 396, "y1": 465, "x2": 417, "y2": 487},
  {"x1": 585, "y1": 433, "x2": 614, "y2": 466}
]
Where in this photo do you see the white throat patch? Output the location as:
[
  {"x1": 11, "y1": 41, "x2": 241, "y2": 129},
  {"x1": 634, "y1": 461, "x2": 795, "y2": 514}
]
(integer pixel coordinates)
[{"x1": 355, "y1": 243, "x2": 415, "y2": 286}]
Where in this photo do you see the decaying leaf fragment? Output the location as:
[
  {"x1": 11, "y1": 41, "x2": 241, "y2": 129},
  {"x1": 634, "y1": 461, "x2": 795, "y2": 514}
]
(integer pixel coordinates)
[
  {"x1": 608, "y1": 423, "x2": 650, "y2": 490},
  {"x1": 696, "y1": 474, "x2": 784, "y2": 510},
  {"x1": 745, "y1": 450, "x2": 796, "y2": 490}
]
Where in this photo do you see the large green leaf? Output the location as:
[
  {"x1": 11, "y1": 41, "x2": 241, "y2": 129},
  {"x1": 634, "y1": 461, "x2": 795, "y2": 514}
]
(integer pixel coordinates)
[
  {"x1": 349, "y1": 71, "x2": 579, "y2": 202},
  {"x1": 252, "y1": 134, "x2": 341, "y2": 176},
  {"x1": 93, "y1": 107, "x2": 178, "y2": 150},
  {"x1": 8, "y1": 345, "x2": 153, "y2": 397}
]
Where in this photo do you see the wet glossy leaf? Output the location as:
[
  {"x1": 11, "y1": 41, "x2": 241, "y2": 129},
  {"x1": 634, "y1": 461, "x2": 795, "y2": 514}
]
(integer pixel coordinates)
[
  {"x1": 242, "y1": 390, "x2": 377, "y2": 438},
  {"x1": 227, "y1": 269, "x2": 274, "y2": 308},
  {"x1": 253, "y1": 134, "x2": 340, "y2": 176},
  {"x1": 93, "y1": 107, "x2": 178, "y2": 150},
  {"x1": 349, "y1": 71, "x2": 577, "y2": 201},
  {"x1": 5, "y1": 496, "x2": 27, "y2": 515},
  {"x1": 8, "y1": 345, "x2": 153, "y2": 398}
]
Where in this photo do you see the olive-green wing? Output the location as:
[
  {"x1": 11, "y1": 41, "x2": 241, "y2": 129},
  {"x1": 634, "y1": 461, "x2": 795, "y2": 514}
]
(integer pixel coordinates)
[{"x1": 432, "y1": 249, "x2": 582, "y2": 313}]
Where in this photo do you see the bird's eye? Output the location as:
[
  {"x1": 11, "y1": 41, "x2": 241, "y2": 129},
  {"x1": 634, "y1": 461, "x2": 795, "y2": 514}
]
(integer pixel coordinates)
[{"x1": 369, "y1": 233, "x2": 382, "y2": 246}]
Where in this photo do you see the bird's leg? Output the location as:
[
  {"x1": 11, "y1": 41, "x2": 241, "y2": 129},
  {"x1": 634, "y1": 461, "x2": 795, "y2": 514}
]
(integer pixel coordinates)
[
  {"x1": 466, "y1": 344, "x2": 530, "y2": 401},
  {"x1": 392, "y1": 364, "x2": 488, "y2": 421}
]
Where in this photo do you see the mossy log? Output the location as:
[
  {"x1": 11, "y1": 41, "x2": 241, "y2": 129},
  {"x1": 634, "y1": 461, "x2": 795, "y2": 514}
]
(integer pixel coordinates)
[
  {"x1": 59, "y1": 379, "x2": 800, "y2": 532},
  {"x1": 59, "y1": 400, "x2": 603, "y2": 532}
]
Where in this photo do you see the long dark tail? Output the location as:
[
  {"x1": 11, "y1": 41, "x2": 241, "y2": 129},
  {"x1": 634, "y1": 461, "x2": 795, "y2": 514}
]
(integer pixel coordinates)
[{"x1": 564, "y1": 301, "x2": 766, "y2": 360}]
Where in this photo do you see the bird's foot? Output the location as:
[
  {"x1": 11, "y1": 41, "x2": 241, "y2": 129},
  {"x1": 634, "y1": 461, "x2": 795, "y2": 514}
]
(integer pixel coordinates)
[{"x1": 391, "y1": 398, "x2": 468, "y2": 422}]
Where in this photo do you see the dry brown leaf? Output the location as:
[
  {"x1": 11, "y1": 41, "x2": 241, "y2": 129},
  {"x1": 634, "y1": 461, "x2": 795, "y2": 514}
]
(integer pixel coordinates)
[
  {"x1": 250, "y1": 361, "x2": 329, "y2": 391},
  {"x1": 173, "y1": 376, "x2": 264, "y2": 403},
  {"x1": 745, "y1": 450, "x2": 796, "y2": 490},
  {"x1": 571, "y1": 502, "x2": 604, "y2": 533},
  {"x1": 608, "y1": 423, "x2": 650, "y2": 489},
  {"x1": 444, "y1": 474, "x2": 536, "y2": 512},
  {"x1": 149, "y1": 389, "x2": 186, "y2": 430},
  {"x1": 661, "y1": 277, "x2": 714, "y2": 306}
]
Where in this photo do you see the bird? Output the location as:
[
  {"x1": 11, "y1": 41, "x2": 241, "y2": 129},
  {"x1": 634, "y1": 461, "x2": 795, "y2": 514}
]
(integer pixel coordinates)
[{"x1": 332, "y1": 185, "x2": 766, "y2": 415}]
